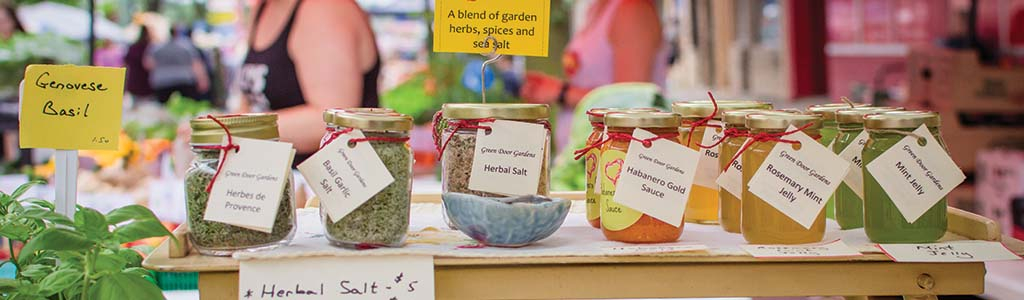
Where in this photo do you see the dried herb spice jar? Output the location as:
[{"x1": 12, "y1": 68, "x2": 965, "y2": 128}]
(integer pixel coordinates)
[
  {"x1": 741, "y1": 112, "x2": 825, "y2": 244},
  {"x1": 600, "y1": 112, "x2": 685, "y2": 243},
  {"x1": 717, "y1": 109, "x2": 772, "y2": 233},
  {"x1": 578, "y1": 107, "x2": 660, "y2": 229},
  {"x1": 832, "y1": 107, "x2": 902, "y2": 229},
  {"x1": 672, "y1": 100, "x2": 772, "y2": 225},
  {"x1": 808, "y1": 102, "x2": 868, "y2": 219},
  {"x1": 319, "y1": 110, "x2": 413, "y2": 248},
  {"x1": 862, "y1": 111, "x2": 947, "y2": 243},
  {"x1": 186, "y1": 114, "x2": 295, "y2": 256}
]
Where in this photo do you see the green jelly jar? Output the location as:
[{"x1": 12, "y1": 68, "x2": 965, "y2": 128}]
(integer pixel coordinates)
[
  {"x1": 832, "y1": 107, "x2": 902, "y2": 229},
  {"x1": 808, "y1": 102, "x2": 868, "y2": 219},
  {"x1": 862, "y1": 111, "x2": 946, "y2": 243}
]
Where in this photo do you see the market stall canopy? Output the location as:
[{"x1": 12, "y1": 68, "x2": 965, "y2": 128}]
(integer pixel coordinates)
[{"x1": 17, "y1": 2, "x2": 128, "y2": 43}]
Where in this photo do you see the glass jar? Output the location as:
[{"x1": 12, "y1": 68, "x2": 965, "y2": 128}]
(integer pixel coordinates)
[
  {"x1": 862, "y1": 111, "x2": 947, "y2": 243},
  {"x1": 718, "y1": 109, "x2": 771, "y2": 233},
  {"x1": 832, "y1": 107, "x2": 902, "y2": 229},
  {"x1": 438, "y1": 103, "x2": 551, "y2": 228},
  {"x1": 741, "y1": 112, "x2": 825, "y2": 244},
  {"x1": 601, "y1": 112, "x2": 685, "y2": 243},
  {"x1": 186, "y1": 114, "x2": 296, "y2": 256},
  {"x1": 581, "y1": 108, "x2": 660, "y2": 228},
  {"x1": 672, "y1": 100, "x2": 772, "y2": 225},
  {"x1": 319, "y1": 110, "x2": 414, "y2": 248},
  {"x1": 808, "y1": 102, "x2": 869, "y2": 219}
]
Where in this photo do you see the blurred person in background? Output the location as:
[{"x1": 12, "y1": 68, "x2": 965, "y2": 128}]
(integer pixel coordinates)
[
  {"x1": 125, "y1": 25, "x2": 155, "y2": 101},
  {"x1": 0, "y1": 3, "x2": 23, "y2": 41},
  {"x1": 145, "y1": 25, "x2": 209, "y2": 103},
  {"x1": 237, "y1": 0, "x2": 380, "y2": 163}
]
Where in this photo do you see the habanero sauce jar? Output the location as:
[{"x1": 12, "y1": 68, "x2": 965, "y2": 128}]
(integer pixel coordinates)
[
  {"x1": 832, "y1": 107, "x2": 903, "y2": 229},
  {"x1": 600, "y1": 112, "x2": 685, "y2": 243},
  {"x1": 717, "y1": 109, "x2": 772, "y2": 233},
  {"x1": 862, "y1": 111, "x2": 947, "y2": 243}
]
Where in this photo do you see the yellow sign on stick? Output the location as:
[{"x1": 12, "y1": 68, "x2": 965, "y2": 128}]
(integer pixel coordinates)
[
  {"x1": 20, "y1": 65, "x2": 126, "y2": 150},
  {"x1": 433, "y1": 0, "x2": 550, "y2": 57}
]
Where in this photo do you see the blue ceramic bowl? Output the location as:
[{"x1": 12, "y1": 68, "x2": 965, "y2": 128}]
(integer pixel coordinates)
[{"x1": 441, "y1": 193, "x2": 571, "y2": 247}]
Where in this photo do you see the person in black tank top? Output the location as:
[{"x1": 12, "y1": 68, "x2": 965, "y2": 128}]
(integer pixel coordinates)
[{"x1": 239, "y1": 0, "x2": 381, "y2": 164}]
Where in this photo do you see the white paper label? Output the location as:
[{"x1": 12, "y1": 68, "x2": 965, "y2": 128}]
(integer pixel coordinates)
[
  {"x1": 297, "y1": 129, "x2": 395, "y2": 220},
  {"x1": 742, "y1": 240, "x2": 862, "y2": 258},
  {"x1": 716, "y1": 138, "x2": 751, "y2": 196},
  {"x1": 612, "y1": 129, "x2": 699, "y2": 227},
  {"x1": 468, "y1": 120, "x2": 547, "y2": 196},
  {"x1": 747, "y1": 127, "x2": 850, "y2": 229},
  {"x1": 694, "y1": 121, "x2": 724, "y2": 188},
  {"x1": 879, "y1": 241, "x2": 1022, "y2": 262},
  {"x1": 837, "y1": 130, "x2": 870, "y2": 199},
  {"x1": 239, "y1": 255, "x2": 435, "y2": 300},
  {"x1": 865, "y1": 125, "x2": 966, "y2": 223},
  {"x1": 205, "y1": 137, "x2": 294, "y2": 232},
  {"x1": 604, "y1": 244, "x2": 709, "y2": 255}
]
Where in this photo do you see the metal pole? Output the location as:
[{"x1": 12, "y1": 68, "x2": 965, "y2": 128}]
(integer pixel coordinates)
[{"x1": 88, "y1": 0, "x2": 96, "y2": 65}]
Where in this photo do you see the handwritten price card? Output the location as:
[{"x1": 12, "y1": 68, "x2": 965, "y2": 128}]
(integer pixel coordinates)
[
  {"x1": 433, "y1": 0, "x2": 550, "y2": 57},
  {"x1": 239, "y1": 255, "x2": 435, "y2": 300},
  {"x1": 20, "y1": 65, "x2": 125, "y2": 150},
  {"x1": 879, "y1": 242, "x2": 1022, "y2": 263},
  {"x1": 742, "y1": 240, "x2": 862, "y2": 258}
]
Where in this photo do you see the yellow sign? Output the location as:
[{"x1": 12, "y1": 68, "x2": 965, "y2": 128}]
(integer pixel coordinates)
[
  {"x1": 20, "y1": 65, "x2": 126, "y2": 150},
  {"x1": 433, "y1": 0, "x2": 550, "y2": 57}
]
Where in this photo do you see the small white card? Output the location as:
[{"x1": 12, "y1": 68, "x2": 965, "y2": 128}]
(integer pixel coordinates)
[
  {"x1": 298, "y1": 129, "x2": 396, "y2": 220},
  {"x1": 742, "y1": 240, "x2": 862, "y2": 258},
  {"x1": 239, "y1": 255, "x2": 435, "y2": 300},
  {"x1": 879, "y1": 241, "x2": 1022, "y2": 262},
  {"x1": 716, "y1": 138, "x2": 751, "y2": 197},
  {"x1": 865, "y1": 125, "x2": 966, "y2": 223},
  {"x1": 468, "y1": 120, "x2": 547, "y2": 196},
  {"x1": 694, "y1": 121, "x2": 724, "y2": 188},
  {"x1": 604, "y1": 244, "x2": 709, "y2": 255},
  {"x1": 612, "y1": 129, "x2": 699, "y2": 227},
  {"x1": 837, "y1": 130, "x2": 870, "y2": 199},
  {"x1": 205, "y1": 137, "x2": 294, "y2": 232},
  {"x1": 747, "y1": 127, "x2": 851, "y2": 229}
]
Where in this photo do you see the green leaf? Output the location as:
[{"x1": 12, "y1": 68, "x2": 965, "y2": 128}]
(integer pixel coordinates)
[
  {"x1": 74, "y1": 207, "x2": 109, "y2": 239},
  {"x1": 121, "y1": 267, "x2": 152, "y2": 279},
  {"x1": 20, "y1": 198, "x2": 54, "y2": 210},
  {"x1": 93, "y1": 251, "x2": 128, "y2": 274},
  {"x1": 0, "y1": 278, "x2": 20, "y2": 292},
  {"x1": 105, "y1": 205, "x2": 159, "y2": 225},
  {"x1": 19, "y1": 208, "x2": 73, "y2": 226},
  {"x1": 9, "y1": 180, "x2": 42, "y2": 200},
  {"x1": 113, "y1": 219, "x2": 172, "y2": 244},
  {"x1": 18, "y1": 228, "x2": 93, "y2": 266},
  {"x1": 88, "y1": 273, "x2": 165, "y2": 300},
  {"x1": 36, "y1": 268, "x2": 81, "y2": 296},
  {"x1": 18, "y1": 264, "x2": 53, "y2": 279},
  {"x1": 118, "y1": 248, "x2": 144, "y2": 268}
]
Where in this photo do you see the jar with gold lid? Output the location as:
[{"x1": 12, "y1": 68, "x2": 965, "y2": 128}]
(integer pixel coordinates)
[
  {"x1": 808, "y1": 102, "x2": 869, "y2": 219},
  {"x1": 717, "y1": 108, "x2": 772, "y2": 233},
  {"x1": 832, "y1": 107, "x2": 903, "y2": 229}
]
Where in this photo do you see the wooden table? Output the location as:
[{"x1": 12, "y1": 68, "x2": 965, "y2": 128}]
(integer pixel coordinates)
[{"x1": 144, "y1": 192, "x2": 1024, "y2": 300}]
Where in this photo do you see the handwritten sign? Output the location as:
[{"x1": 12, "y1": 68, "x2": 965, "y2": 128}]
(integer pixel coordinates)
[
  {"x1": 433, "y1": 0, "x2": 550, "y2": 57},
  {"x1": 239, "y1": 256, "x2": 435, "y2": 300},
  {"x1": 742, "y1": 240, "x2": 862, "y2": 258},
  {"x1": 20, "y1": 65, "x2": 125, "y2": 150},
  {"x1": 878, "y1": 241, "x2": 1022, "y2": 263},
  {"x1": 604, "y1": 244, "x2": 708, "y2": 255}
]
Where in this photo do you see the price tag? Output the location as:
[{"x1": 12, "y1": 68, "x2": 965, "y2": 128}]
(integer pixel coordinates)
[
  {"x1": 837, "y1": 130, "x2": 870, "y2": 198},
  {"x1": 239, "y1": 255, "x2": 435, "y2": 300},
  {"x1": 612, "y1": 129, "x2": 699, "y2": 227},
  {"x1": 604, "y1": 244, "x2": 708, "y2": 255},
  {"x1": 433, "y1": 0, "x2": 550, "y2": 57},
  {"x1": 205, "y1": 137, "x2": 295, "y2": 232},
  {"x1": 693, "y1": 121, "x2": 724, "y2": 188},
  {"x1": 298, "y1": 130, "x2": 395, "y2": 220},
  {"x1": 878, "y1": 241, "x2": 1022, "y2": 262},
  {"x1": 716, "y1": 138, "x2": 751, "y2": 196},
  {"x1": 747, "y1": 127, "x2": 850, "y2": 229},
  {"x1": 19, "y1": 65, "x2": 125, "y2": 150},
  {"x1": 468, "y1": 120, "x2": 547, "y2": 196},
  {"x1": 742, "y1": 240, "x2": 862, "y2": 258},
  {"x1": 865, "y1": 125, "x2": 966, "y2": 223}
]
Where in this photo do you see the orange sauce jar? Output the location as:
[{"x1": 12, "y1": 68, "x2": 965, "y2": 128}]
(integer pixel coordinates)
[{"x1": 581, "y1": 108, "x2": 660, "y2": 228}]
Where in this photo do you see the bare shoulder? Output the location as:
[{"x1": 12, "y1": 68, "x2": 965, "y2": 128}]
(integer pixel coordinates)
[
  {"x1": 614, "y1": 0, "x2": 659, "y2": 21},
  {"x1": 291, "y1": 0, "x2": 367, "y2": 38}
]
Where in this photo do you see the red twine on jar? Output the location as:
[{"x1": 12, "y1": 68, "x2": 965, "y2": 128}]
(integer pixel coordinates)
[
  {"x1": 696, "y1": 127, "x2": 751, "y2": 149},
  {"x1": 431, "y1": 110, "x2": 552, "y2": 160},
  {"x1": 720, "y1": 122, "x2": 814, "y2": 173},
  {"x1": 321, "y1": 127, "x2": 410, "y2": 150},
  {"x1": 606, "y1": 132, "x2": 680, "y2": 148},
  {"x1": 192, "y1": 115, "x2": 241, "y2": 193},
  {"x1": 573, "y1": 137, "x2": 610, "y2": 160},
  {"x1": 685, "y1": 91, "x2": 722, "y2": 146}
]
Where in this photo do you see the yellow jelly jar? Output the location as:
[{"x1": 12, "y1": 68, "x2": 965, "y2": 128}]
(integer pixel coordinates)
[{"x1": 717, "y1": 109, "x2": 772, "y2": 233}]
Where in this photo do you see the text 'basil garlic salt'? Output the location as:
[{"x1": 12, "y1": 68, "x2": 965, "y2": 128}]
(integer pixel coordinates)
[{"x1": 434, "y1": 103, "x2": 551, "y2": 229}]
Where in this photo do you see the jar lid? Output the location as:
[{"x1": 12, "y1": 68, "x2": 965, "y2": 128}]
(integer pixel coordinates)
[
  {"x1": 586, "y1": 107, "x2": 661, "y2": 123},
  {"x1": 722, "y1": 109, "x2": 772, "y2": 125},
  {"x1": 864, "y1": 111, "x2": 940, "y2": 129},
  {"x1": 605, "y1": 112, "x2": 681, "y2": 128},
  {"x1": 836, "y1": 107, "x2": 904, "y2": 124},
  {"x1": 323, "y1": 107, "x2": 396, "y2": 123},
  {"x1": 442, "y1": 103, "x2": 549, "y2": 120},
  {"x1": 807, "y1": 102, "x2": 870, "y2": 120},
  {"x1": 671, "y1": 100, "x2": 772, "y2": 118},
  {"x1": 190, "y1": 114, "x2": 279, "y2": 144},
  {"x1": 332, "y1": 111, "x2": 413, "y2": 131},
  {"x1": 746, "y1": 112, "x2": 822, "y2": 130}
]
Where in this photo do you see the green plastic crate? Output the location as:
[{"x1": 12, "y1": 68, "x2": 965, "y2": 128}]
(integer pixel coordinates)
[{"x1": 155, "y1": 271, "x2": 198, "y2": 291}]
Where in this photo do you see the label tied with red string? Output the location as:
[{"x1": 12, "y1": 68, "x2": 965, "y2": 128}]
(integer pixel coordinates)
[
  {"x1": 612, "y1": 129, "x2": 699, "y2": 227},
  {"x1": 747, "y1": 126, "x2": 850, "y2": 229},
  {"x1": 204, "y1": 137, "x2": 295, "y2": 233},
  {"x1": 694, "y1": 120, "x2": 725, "y2": 188},
  {"x1": 468, "y1": 120, "x2": 548, "y2": 196},
  {"x1": 298, "y1": 129, "x2": 396, "y2": 220},
  {"x1": 716, "y1": 138, "x2": 752, "y2": 197}
]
